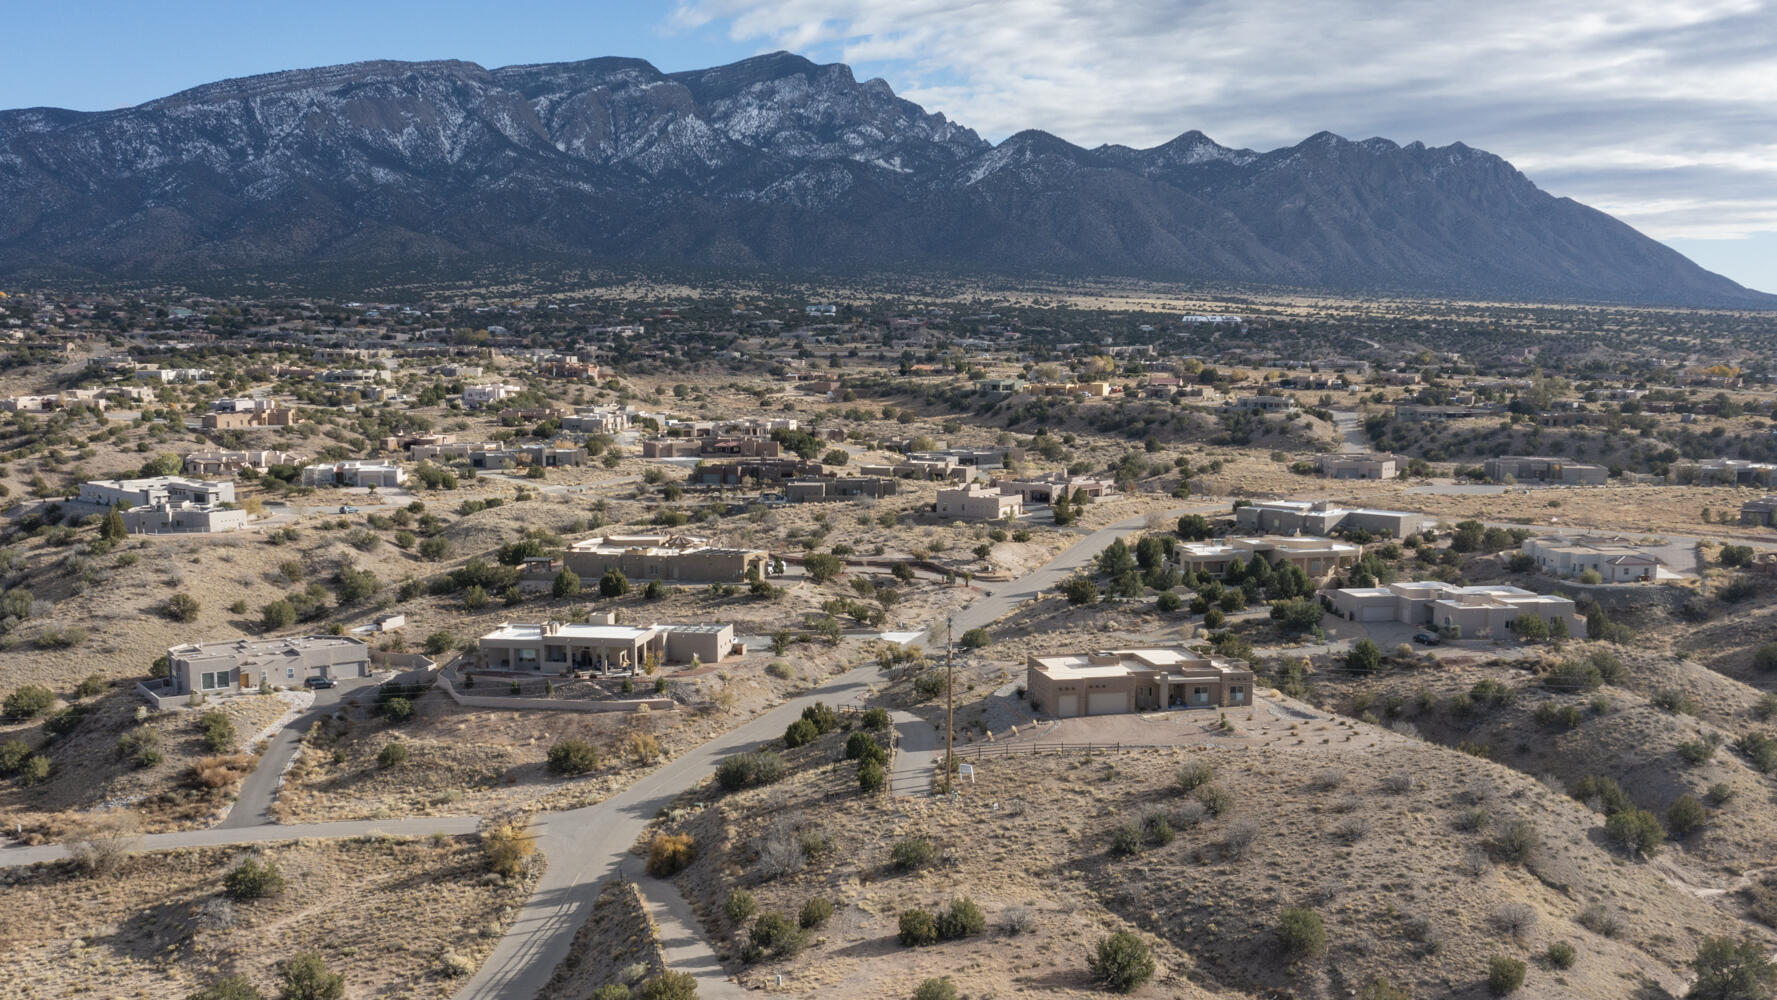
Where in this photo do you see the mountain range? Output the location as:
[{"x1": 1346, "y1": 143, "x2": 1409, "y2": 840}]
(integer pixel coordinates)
[{"x1": 1, "y1": 51, "x2": 1767, "y2": 306}]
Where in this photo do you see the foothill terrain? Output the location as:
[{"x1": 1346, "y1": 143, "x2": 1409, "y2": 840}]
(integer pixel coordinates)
[{"x1": 1, "y1": 279, "x2": 1775, "y2": 1000}]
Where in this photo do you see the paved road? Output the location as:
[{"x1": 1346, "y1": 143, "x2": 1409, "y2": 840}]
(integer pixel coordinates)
[
  {"x1": 889, "y1": 709, "x2": 940, "y2": 798},
  {"x1": 219, "y1": 677, "x2": 382, "y2": 829},
  {"x1": 451, "y1": 662, "x2": 883, "y2": 1000},
  {"x1": 1329, "y1": 409, "x2": 1368, "y2": 453},
  {"x1": 0, "y1": 815, "x2": 479, "y2": 868},
  {"x1": 929, "y1": 503, "x2": 1224, "y2": 644}
]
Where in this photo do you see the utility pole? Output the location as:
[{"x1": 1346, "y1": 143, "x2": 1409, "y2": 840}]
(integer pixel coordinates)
[{"x1": 945, "y1": 614, "x2": 954, "y2": 797}]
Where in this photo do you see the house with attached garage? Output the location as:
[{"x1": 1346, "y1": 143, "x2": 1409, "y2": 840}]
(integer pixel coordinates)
[
  {"x1": 139, "y1": 635, "x2": 371, "y2": 706},
  {"x1": 1026, "y1": 648, "x2": 1255, "y2": 718}
]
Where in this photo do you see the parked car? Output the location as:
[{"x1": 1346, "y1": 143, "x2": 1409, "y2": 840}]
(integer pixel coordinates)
[
  {"x1": 304, "y1": 675, "x2": 336, "y2": 689},
  {"x1": 1413, "y1": 631, "x2": 1442, "y2": 646},
  {"x1": 338, "y1": 505, "x2": 359, "y2": 514}
]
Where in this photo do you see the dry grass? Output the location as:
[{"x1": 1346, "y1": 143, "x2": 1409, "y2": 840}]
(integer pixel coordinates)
[
  {"x1": 646, "y1": 722, "x2": 1750, "y2": 999},
  {"x1": 0, "y1": 834, "x2": 535, "y2": 999}
]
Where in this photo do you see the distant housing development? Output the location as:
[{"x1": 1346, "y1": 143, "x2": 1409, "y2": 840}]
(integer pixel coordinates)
[
  {"x1": 1322, "y1": 581, "x2": 1585, "y2": 636},
  {"x1": 1026, "y1": 648, "x2": 1255, "y2": 717},
  {"x1": 183, "y1": 449, "x2": 304, "y2": 477},
  {"x1": 563, "y1": 534, "x2": 768, "y2": 583}
]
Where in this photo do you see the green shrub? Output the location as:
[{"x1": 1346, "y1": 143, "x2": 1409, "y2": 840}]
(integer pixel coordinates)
[
  {"x1": 381, "y1": 696, "x2": 413, "y2": 723},
  {"x1": 800, "y1": 702, "x2": 839, "y2": 734},
  {"x1": 858, "y1": 757, "x2": 886, "y2": 792},
  {"x1": 862, "y1": 707, "x2": 891, "y2": 731},
  {"x1": 1667, "y1": 795, "x2": 1707, "y2": 838},
  {"x1": 1546, "y1": 940, "x2": 1577, "y2": 970},
  {"x1": 3, "y1": 684, "x2": 54, "y2": 719},
  {"x1": 165, "y1": 592, "x2": 201, "y2": 623},
  {"x1": 1278, "y1": 907, "x2": 1326, "y2": 958},
  {"x1": 800, "y1": 896, "x2": 833, "y2": 929},
  {"x1": 376, "y1": 742, "x2": 409, "y2": 768},
  {"x1": 1088, "y1": 930, "x2": 1156, "y2": 993},
  {"x1": 276, "y1": 952, "x2": 344, "y2": 1000},
  {"x1": 1687, "y1": 936, "x2": 1777, "y2": 1000},
  {"x1": 638, "y1": 972, "x2": 697, "y2": 1000},
  {"x1": 224, "y1": 857, "x2": 287, "y2": 901},
  {"x1": 590, "y1": 986, "x2": 630, "y2": 1000},
  {"x1": 912, "y1": 978, "x2": 958, "y2": 1000},
  {"x1": 936, "y1": 897, "x2": 986, "y2": 940},
  {"x1": 17, "y1": 753, "x2": 50, "y2": 785},
  {"x1": 748, "y1": 911, "x2": 804, "y2": 959},
  {"x1": 958, "y1": 628, "x2": 991, "y2": 649},
  {"x1": 199, "y1": 711, "x2": 235, "y2": 753},
  {"x1": 1487, "y1": 955, "x2": 1527, "y2": 995},
  {"x1": 73, "y1": 674, "x2": 107, "y2": 699},
  {"x1": 1175, "y1": 760, "x2": 1214, "y2": 792},
  {"x1": 724, "y1": 888, "x2": 757, "y2": 926},
  {"x1": 186, "y1": 974, "x2": 266, "y2": 1000},
  {"x1": 116, "y1": 726, "x2": 162, "y2": 768},
  {"x1": 783, "y1": 717, "x2": 819, "y2": 748},
  {"x1": 912, "y1": 669, "x2": 947, "y2": 700},
  {"x1": 844, "y1": 730, "x2": 881, "y2": 760},
  {"x1": 898, "y1": 908, "x2": 938, "y2": 946},
  {"x1": 1542, "y1": 661, "x2": 1602, "y2": 692},
  {"x1": 1605, "y1": 808, "x2": 1663, "y2": 858},
  {"x1": 547, "y1": 739, "x2": 599, "y2": 776},
  {"x1": 715, "y1": 751, "x2": 785, "y2": 791},
  {"x1": 892, "y1": 836, "x2": 939, "y2": 870},
  {"x1": 1493, "y1": 820, "x2": 1541, "y2": 865},
  {"x1": 1110, "y1": 822, "x2": 1144, "y2": 856},
  {"x1": 1194, "y1": 784, "x2": 1234, "y2": 817},
  {"x1": 1358, "y1": 979, "x2": 1410, "y2": 1000}
]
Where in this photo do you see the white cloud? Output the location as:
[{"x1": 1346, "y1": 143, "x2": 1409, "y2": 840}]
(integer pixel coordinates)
[{"x1": 668, "y1": 0, "x2": 1777, "y2": 242}]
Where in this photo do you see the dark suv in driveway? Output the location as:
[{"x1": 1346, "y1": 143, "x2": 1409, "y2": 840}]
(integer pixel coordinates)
[{"x1": 304, "y1": 675, "x2": 336, "y2": 689}]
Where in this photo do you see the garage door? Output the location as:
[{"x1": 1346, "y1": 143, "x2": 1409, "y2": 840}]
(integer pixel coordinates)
[
  {"x1": 1056, "y1": 695, "x2": 1078, "y2": 718},
  {"x1": 1358, "y1": 606, "x2": 1395, "y2": 622},
  {"x1": 1088, "y1": 692, "x2": 1125, "y2": 715}
]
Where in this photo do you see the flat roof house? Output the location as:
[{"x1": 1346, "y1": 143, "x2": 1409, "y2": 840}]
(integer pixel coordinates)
[
  {"x1": 935, "y1": 484, "x2": 1023, "y2": 520},
  {"x1": 1235, "y1": 500, "x2": 1428, "y2": 539},
  {"x1": 1484, "y1": 456, "x2": 1608, "y2": 486},
  {"x1": 995, "y1": 473, "x2": 1116, "y2": 504},
  {"x1": 80, "y1": 476, "x2": 235, "y2": 509},
  {"x1": 146, "y1": 635, "x2": 370, "y2": 705},
  {"x1": 1316, "y1": 453, "x2": 1398, "y2": 480},
  {"x1": 1521, "y1": 535, "x2": 1663, "y2": 582},
  {"x1": 1741, "y1": 496, "x2": 1777, "y2": 527},
  {"x1": 1322, "y1": 581, "x2": 1585, "y2": 637},
  {"x1": 1173, "y1": 535, "x2": 1361, "y2": 578},
  {"x1": 1026, "y1": 648, "x2": 1255, "y2": 717},
  {"x1": 123, "y1": 501, "x2": 248, "y2": 534},
  {"x1": 183, "y1": 449, "x2": 304, "y2": 477},
  {"x1": 563, "y1": 534, "x2": 767, "y2": 584},
  {"x1": 477, "y1": 619, "x2": 735, "y2": 674},
  {"x1": 300, "y1": 460, "x2": 407, "y2": 488}
]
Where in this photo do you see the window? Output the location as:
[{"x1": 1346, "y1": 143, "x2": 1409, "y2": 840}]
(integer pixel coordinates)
[
  {"x1": 200, "y1": 670, "x2": 232, "y2": 690},
  {"x1": 286, "y1": 668, "x2": 295, "y2": 679}
]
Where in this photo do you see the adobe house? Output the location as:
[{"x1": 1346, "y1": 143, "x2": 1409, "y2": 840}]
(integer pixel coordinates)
[
  {"x1": 1026, "y1": 648, "x2": 1254, "y2": 717},
  {"x1": 476, "y1": 619, "x2": 735, "y2": 674},
  {"x1": 1321, "y1": 581, "x2": 1586, "y2": 636},
  {"x1": 142, "y1": 635, "x2": 371, "y2": 706}
]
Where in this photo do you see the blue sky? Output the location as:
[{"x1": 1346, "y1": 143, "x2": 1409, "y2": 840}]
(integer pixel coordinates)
[{"x1": 6, "y1": 0, "x2": 1773, "y2": 293}]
